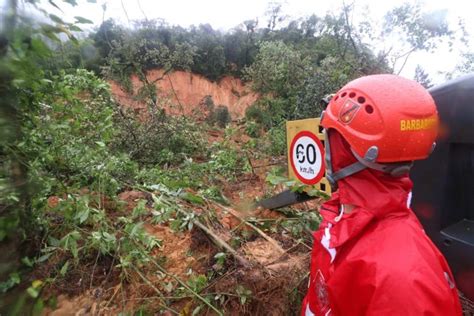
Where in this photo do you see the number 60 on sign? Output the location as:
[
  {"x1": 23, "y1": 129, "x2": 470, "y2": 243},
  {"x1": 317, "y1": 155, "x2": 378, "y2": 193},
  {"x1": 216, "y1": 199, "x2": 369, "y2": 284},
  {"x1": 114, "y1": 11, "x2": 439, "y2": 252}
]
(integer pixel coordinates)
[
  {"x1": 286, "y1": 118, "x2": 330, "y2": 192},
  {"x1": 289, "y1": 130, "x2": 325, "y2": 185}
]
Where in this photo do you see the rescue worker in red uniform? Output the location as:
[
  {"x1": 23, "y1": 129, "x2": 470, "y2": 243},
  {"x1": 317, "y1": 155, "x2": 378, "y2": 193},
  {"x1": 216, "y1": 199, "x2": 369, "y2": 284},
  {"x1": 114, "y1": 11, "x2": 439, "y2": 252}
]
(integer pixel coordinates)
[{"x1": 302, "y1": 74, "x2": 462, "y2": 316}]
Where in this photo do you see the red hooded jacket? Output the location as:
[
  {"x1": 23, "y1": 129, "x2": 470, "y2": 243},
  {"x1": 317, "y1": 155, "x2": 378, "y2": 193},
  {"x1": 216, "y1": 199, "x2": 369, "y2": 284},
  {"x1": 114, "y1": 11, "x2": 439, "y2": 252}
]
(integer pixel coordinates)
[{"x1": 302, "y1": 131, "x2": 462, "y2": 316}]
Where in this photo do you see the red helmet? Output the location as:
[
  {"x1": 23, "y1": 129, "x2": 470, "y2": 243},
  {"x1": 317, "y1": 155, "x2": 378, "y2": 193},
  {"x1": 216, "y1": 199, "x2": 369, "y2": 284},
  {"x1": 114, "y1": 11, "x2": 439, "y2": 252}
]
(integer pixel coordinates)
[
  {"x1": 321, "y1": 74, "x2": 438, "y2": 163},
  {"x1": 321, "y1": 74, "x2": 439, "y2": 188}
]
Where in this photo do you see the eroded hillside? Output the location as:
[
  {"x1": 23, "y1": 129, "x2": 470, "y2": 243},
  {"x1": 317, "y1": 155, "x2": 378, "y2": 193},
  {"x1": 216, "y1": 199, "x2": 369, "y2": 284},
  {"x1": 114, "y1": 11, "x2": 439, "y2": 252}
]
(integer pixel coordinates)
[{"x1": 110, "y1": 69, "x2": 259, "y2": 120}]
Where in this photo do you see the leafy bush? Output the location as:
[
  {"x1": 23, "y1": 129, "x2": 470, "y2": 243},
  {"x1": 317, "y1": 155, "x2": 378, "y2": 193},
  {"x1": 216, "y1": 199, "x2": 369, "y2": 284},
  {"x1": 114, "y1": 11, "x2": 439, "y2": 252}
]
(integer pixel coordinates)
[
  {"x1": 245, "y1": 104, "x2": 270, "y2": 128},
  {"x1": 38, "y1": 192, "x2": 161, "y2": 283},
  {"x1": 264, "y1": 124, "x2": 287, "y2": 156},
  {"x1": 204, "y1": 95, "x2": 215, "y2": 110},
  {"x1": 136, "y1": 159, "x2": 209, "y2": 190},
  {"x1": 206, "y1": 104, "x2": 231, "y2": 128},
  {"x1": 112, "y1": 110, "x2": 208, "y2": 166},
  {"x1": 245, "y1": 120, "x2": 261, "y2": 138},
  {"x1": 245, "y1": 97, "x2": 290, "y2": 129},
  {"x1": 209, "y1": 139, "x2": 251, "y2": 181},
  {"x1": 17, "y1": 69, "x2": 138, "y2": 198},
  {"x1": 214, "y1": 105, "x2": 231, "y2": 128}
]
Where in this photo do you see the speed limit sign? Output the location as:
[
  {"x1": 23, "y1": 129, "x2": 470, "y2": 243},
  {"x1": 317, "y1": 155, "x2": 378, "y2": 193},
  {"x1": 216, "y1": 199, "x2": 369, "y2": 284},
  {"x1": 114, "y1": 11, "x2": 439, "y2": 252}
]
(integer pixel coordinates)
[{"x1": 289, "y1": 131, "x2": 325, "y2": 185}]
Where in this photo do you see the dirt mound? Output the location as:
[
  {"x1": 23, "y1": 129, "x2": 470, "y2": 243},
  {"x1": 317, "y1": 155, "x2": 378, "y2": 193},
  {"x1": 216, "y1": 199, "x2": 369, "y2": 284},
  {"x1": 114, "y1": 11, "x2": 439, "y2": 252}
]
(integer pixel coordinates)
[{"x1": 110, "y1": 70, "x2": 258, "y2": 120}]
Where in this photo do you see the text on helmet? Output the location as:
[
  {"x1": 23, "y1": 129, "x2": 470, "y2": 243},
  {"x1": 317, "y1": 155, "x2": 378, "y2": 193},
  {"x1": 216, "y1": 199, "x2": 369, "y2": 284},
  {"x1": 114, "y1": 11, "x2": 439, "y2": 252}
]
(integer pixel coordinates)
[{"x1": 400, "y1": 117, "x2": 437, "y2": 131}]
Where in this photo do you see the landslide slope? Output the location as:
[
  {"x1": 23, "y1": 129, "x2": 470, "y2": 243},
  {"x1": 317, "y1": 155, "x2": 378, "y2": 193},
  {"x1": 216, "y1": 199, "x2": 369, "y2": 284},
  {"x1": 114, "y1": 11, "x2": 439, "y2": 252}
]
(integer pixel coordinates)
[{"x1": 110, "y1": 69, "x2": 258, "y2": 119}]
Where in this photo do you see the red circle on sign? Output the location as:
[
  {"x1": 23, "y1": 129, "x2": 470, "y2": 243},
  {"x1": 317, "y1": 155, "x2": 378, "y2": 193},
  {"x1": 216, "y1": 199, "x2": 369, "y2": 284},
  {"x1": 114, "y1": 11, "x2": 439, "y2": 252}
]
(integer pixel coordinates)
[{"x1": 289, "y1": 131, "x2": 326, "y2": 185}]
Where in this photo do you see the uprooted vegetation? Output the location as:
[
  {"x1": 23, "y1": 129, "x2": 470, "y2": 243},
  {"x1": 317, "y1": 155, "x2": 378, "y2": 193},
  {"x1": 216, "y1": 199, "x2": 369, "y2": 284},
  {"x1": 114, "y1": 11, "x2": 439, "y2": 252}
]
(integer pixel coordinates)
[{"x1": 1, "y1": 69, "x2": 322, "y2": 315}]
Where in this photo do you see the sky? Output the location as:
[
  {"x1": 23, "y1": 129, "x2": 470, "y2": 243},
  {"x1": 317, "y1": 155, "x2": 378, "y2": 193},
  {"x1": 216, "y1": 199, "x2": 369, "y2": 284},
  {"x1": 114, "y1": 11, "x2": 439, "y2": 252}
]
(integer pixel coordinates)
[{"x1": 4, "y1": 0, "x2": 474, "y2": 83}]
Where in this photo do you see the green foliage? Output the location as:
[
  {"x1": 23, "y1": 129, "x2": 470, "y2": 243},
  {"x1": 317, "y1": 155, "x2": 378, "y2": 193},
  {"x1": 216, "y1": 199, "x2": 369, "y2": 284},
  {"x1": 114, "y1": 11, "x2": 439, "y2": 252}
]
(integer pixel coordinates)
[
  {"x1": 213, "y1": 252, "x2": 226, "y2": 267},
  {"x1": 40, "y1": 38, "x2": 101, "y2": 74},
  {"x1": 244, "y1": 41, "x2": 310, "y2": 98},
  {"x1": 42, "y1": 0, "x2": 465, "y2": 86},
  {"x1": 280, "y1": 209, "x2": 321, "y2": 237},
  {"x1": 92, "y1": 19, "x2": 125, "y2": 60},
  {"x1": 19, "y1": 69, "x2": 136, "y2": 197},
  {"x1": 264, "y1": 168, "x2": 324, "y2": 236},
  {"x1": 203, "y1": 95, "x2": 215, "y2": 110},
  {"x1": 136, "y1": 160, "x2": 206, "y2": 191},
  {"x1": 414, "y1": 65, "x2": 433, "y2": 89},
  {"x1": 147, "y1": 186, "x2": 200, "y2": 232},
  {"x1": 264, "y1": 125, "x2": 287, "y2": 156},
  {"x1": 224, "y1": 21, "x2": 259, "y2": 76},
  {"x1": 41, "y1": 192, "x2": 161, "y2": 281},
  {"x1": 207, "y1": 105, "x2": 231, "y2": 128},
  {"x1": 294, "y1": 56, "x2": 354, "y2": 119},
  {"x1": 244, "y1": 120, "x2": 261, "y2": 138},
  {"x1": 1, "y1": 12, "x2": 128, "y2": 247},
  {"x1": 113, "y1": 109, "x2": 208, "y2": 166},
  {"x1": 235, "y1": 285, "x2": 252, "y2": 305},
  {"x1": 199, "y1": 186, "x2": 230, "y2": 205},
  {"x1": 190, "y1": 25, "x2": 226, "y2": 81},
  {"x1": 187, "y1": 274, "x2": 208, "y2": 293},
  {"x1": 245, "y1": 103, "x2": 287, "y2": 156},
  {"x1": 245, "y1": 103, "x2": 272, "y2": 129},
  {"x1": 209, "y1": 145, "x2": 250, "y2": 181},
  {"x1": 104, "y1": 30, "x2": 195, "y2": 92},
  {"x1": 266, "y1": 168, "x2": 329, "y2": 200},
  {"x1": 90, "y1": 19, "x2": 261, "y2": 81},
  {"x1": 0, "y1": 273, "x2": 21, "y2": 294}
]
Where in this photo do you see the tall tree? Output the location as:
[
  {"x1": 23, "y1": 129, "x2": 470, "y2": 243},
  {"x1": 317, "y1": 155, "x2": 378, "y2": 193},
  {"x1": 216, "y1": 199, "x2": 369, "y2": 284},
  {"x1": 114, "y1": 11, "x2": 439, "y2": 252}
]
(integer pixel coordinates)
[
  {"x1": 244, "y1": 40, "x2": 310, "y2": 98},
  {"x1": 383, "y1": 3, "x2": 466, "y2": 74},
  {"x1": 189, "y1": 24, "x2": 226, "y2": 80},
  {"x1": 265, "y1": 1, "x2": 287, "y2": 32},
  {"x1": 414, "y1": 65, "x2": 433, "y2": 89},
  {"x1": 446, "y1": 52, "x2": 474, "y2": 80}
]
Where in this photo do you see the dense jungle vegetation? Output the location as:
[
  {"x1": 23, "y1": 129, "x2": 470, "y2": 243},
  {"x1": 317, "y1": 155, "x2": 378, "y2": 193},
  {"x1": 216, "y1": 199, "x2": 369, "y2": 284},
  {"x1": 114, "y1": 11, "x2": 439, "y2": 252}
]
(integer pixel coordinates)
[{"x1": 0, "y1": 0, "x2": 472, "y2": 314}]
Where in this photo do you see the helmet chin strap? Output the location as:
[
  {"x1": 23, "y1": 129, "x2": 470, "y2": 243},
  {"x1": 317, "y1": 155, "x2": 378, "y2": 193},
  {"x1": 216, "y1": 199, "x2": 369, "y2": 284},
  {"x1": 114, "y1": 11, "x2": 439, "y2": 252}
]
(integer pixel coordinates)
[
  {"x1": 324, "y1": 130, "x2": 413, "y2": 191},
  {"x1": 351, "y1": 148, "x2": 414, "y2": 177}
]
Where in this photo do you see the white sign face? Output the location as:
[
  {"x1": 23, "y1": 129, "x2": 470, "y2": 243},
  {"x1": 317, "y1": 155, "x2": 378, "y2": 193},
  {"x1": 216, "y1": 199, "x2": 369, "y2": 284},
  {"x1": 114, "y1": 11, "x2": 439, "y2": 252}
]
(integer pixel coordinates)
[{"x1": 290, "y1": 131, "x2": 325, "y2": 185}]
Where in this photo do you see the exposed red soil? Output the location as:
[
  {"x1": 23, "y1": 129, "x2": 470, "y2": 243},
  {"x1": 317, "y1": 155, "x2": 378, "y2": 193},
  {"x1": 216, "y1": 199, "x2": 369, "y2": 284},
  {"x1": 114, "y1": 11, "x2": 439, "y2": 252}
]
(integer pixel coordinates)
[
  {"x1": 117, "y1": 190, "x2": 150, "y2": 212},
  {"x1": 45, "y1": 292, "x2": 96, "y2": 316},
  {"x1": 110, "y1": 69, "x2": 259, "y2": 120},
  {"x1": 144, "y1": 224, "x2": 210, "y2": 279}
]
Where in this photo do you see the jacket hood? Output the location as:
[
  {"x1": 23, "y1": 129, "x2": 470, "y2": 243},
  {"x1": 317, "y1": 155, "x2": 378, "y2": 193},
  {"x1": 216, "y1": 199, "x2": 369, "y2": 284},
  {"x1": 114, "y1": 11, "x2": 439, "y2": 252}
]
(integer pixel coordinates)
[{"x1": 320, "y1": 130, "x2": 414, "y2": 247}]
